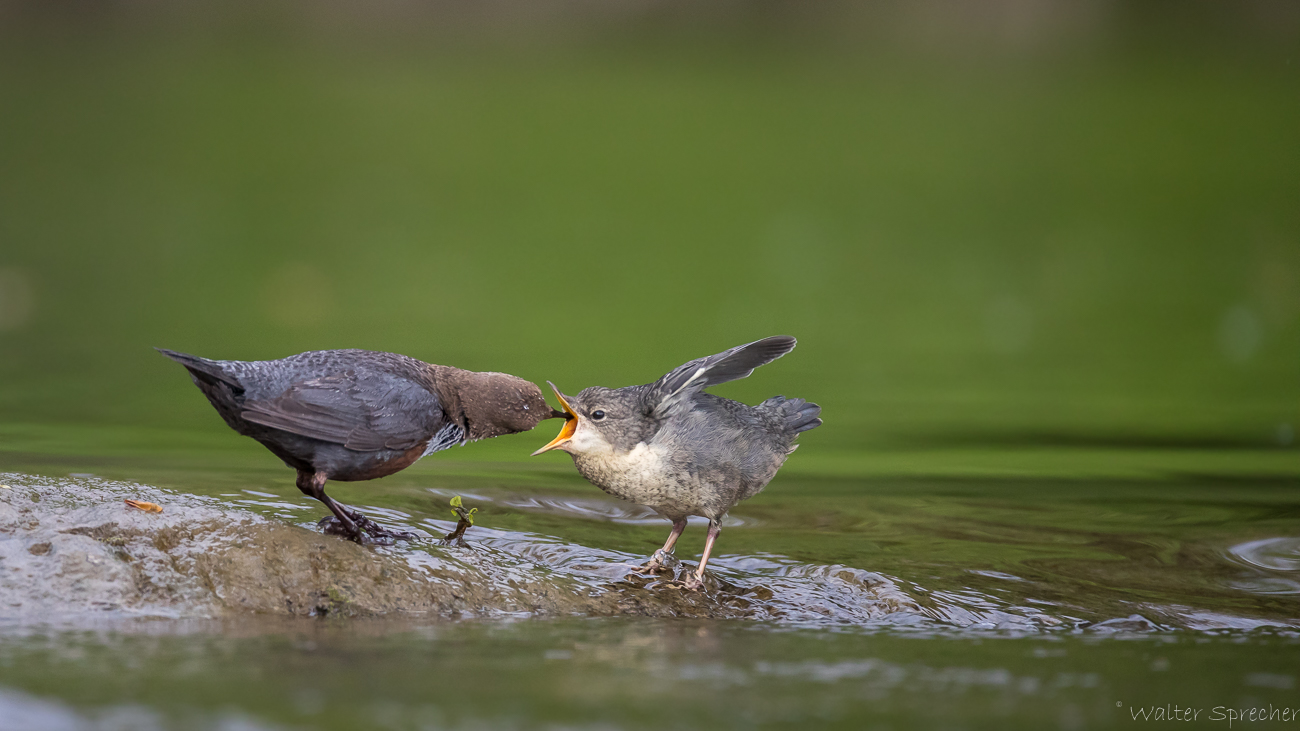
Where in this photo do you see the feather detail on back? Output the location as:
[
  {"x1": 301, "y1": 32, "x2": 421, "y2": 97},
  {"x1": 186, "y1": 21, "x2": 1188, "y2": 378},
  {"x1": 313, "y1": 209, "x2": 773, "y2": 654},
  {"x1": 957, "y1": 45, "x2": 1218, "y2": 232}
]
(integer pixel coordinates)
[{"x1": 238, "y1": 370, "x2": 447, "y2": 452}]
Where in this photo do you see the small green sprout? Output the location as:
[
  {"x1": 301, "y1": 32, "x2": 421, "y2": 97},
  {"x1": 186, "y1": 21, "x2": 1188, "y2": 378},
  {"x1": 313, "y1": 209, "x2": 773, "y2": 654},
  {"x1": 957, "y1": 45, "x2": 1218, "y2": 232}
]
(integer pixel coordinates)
[
  {"x1": 449, "y1": 495, "x2": 478, "y2": 526},
  {"x1": 442, "y1": 495, "x2": 479, "y2": 547}
]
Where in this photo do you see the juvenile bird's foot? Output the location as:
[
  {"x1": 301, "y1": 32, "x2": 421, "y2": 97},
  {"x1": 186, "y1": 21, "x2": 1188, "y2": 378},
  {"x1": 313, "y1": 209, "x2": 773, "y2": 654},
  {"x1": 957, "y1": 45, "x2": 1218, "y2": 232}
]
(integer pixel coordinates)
[
  {"x1": 628, "y1": 549, "x2": 675, "y2": 574},
  {"x1": 660, "y1": 575, "x2": 706, "y2": 591}
]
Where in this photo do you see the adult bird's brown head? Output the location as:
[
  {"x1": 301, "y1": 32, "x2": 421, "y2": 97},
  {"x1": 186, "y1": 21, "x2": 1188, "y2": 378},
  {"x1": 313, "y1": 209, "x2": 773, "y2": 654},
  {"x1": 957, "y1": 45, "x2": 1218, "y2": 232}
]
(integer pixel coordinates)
[{"x1": 456, "y1": 371, "x2": 568, "y2": 441}]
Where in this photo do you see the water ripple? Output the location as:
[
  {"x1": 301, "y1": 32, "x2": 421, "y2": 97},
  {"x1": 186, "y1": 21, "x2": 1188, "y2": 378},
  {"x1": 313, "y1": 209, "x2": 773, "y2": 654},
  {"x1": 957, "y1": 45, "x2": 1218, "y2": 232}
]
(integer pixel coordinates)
[
  {"x1": 1224, "y1": 537, "x2": 1300, "y2": 595},
  {"x1": 1228, "y1": 537, "x2": 1300, "y2": 572}
]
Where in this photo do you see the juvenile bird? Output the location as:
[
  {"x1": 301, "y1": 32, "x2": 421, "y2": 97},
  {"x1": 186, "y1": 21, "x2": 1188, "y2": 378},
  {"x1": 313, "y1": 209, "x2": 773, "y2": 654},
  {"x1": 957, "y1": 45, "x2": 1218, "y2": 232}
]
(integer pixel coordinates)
[
  {"x1": 532, "y1": 336, "x2": 821, "y2": 589},
  {"x1": 159, "y1": 348, "x2": 561, "y2": 543}
]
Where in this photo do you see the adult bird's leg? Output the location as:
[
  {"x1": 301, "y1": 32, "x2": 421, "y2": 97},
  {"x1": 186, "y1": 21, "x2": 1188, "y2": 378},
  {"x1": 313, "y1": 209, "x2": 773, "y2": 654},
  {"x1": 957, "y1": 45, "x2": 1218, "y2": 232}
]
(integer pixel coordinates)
[
  {"x1": 297, "y1": 470, "x2": 362, "y2": 542},
  {"x1": 630, "y1": 518, "x2": 687, "y2": 574},
  {"x1": 296, "y1": 470, "x2": 417, "y2": 544},
  {"x1": 683, "y1": 520, "x2": 722, "y2": 590}
]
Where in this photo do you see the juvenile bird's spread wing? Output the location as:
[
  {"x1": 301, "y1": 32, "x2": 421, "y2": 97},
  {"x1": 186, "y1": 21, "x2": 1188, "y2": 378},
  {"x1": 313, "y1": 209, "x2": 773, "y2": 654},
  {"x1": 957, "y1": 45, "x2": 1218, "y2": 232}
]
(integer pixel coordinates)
[
  {"x1": 239, "y1": 370, "x2": 453, "y2": 452},
  {"x1": 643, "y1": 336, "x2": 797, "y2": 419}
]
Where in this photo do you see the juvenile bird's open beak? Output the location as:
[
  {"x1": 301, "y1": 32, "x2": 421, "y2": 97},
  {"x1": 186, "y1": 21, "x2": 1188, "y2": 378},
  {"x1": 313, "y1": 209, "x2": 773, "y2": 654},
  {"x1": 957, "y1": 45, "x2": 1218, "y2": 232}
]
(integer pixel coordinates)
[{"x1": 531, "y1": 382, "x2": 578, "y2": 456}]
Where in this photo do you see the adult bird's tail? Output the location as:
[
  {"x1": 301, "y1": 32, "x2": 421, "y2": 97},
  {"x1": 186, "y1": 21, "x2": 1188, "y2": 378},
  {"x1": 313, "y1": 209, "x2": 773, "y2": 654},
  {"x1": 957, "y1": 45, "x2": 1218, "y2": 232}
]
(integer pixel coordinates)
[{"x1": 155, "y1": 348, "x2": 242, "y2": 390}]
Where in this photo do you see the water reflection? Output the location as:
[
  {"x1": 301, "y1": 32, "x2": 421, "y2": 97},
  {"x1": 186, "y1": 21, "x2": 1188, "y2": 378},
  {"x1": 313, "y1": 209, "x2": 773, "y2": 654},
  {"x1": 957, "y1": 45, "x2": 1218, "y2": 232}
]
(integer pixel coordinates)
[
  {"x1": 1, "y1": 618, "x2": 1297, "y2": 731},
  {"x1": 0, "y1": 687, "x2": 286, "y2": 731}
]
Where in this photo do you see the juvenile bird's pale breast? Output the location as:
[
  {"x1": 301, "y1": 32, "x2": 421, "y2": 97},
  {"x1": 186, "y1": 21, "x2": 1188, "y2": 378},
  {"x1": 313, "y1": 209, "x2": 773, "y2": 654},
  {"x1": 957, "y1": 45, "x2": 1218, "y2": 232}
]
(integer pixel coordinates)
[
  {"x1": 572, "y1": 441, "x2": 705, "y2": 519},
  {"x1": 573, "y1": 441, "x2": 666, "y2": 496}
]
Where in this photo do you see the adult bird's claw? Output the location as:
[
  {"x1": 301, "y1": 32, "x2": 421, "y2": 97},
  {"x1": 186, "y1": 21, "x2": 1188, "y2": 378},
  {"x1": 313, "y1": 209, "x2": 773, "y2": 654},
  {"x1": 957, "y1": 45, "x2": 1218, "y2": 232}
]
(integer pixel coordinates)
[{"x1": 317, "y1": 515, "x2": 418, "y2": 545}]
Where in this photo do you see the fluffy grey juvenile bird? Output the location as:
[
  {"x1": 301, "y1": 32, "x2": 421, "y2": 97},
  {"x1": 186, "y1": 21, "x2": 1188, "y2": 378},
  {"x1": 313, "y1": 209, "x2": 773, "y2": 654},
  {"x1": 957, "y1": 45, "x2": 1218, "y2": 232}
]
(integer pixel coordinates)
[
  {"x1": 532, "y1": 336, "x2": 821, "y2": 589},
  {"x1": 159, "y1": 348, "x2": 561, "y2": 543}
]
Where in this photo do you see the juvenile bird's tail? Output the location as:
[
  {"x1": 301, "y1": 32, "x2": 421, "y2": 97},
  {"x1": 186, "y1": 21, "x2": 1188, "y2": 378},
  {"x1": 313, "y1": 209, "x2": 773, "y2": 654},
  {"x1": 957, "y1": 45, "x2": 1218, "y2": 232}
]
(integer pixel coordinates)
[{"x1": 762, "y1": 395, "x2": 823, "y2": 435}]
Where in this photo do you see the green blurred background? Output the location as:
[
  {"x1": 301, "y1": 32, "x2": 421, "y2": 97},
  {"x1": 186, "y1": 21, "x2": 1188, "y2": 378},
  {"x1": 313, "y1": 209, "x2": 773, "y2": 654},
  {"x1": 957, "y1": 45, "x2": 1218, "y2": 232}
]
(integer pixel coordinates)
[
  {"x1": 0, "y1": 0, "x2": 1297, "y2": 474},
  {"x1": 1, "y1": 9, "x2": 1299, "y2": 728}
]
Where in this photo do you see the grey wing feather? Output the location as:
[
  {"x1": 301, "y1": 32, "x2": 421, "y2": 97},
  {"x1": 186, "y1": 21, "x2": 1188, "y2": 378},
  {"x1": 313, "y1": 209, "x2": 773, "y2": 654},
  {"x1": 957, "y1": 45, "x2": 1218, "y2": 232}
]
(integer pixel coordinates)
[
  {"x1": 644, "y1": 336, "x2": 797, "y2": 419},
  {"x1": 240, "y1": 370, "x2": 445, "y2": 452}
]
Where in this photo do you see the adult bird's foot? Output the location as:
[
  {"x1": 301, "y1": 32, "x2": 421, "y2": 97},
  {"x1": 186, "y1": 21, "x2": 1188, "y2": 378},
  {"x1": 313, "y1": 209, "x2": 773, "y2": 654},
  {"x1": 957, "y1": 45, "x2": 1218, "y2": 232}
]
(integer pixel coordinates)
[
  {"x1": 317, "y1": 514, "x2": 418, "y2": 545},
  {"x1": 346, "y1": 508, "x2": 419, "y2": 542},
  {"x1": 318, "y1": 515, "x2": 364, "y2": 542}
]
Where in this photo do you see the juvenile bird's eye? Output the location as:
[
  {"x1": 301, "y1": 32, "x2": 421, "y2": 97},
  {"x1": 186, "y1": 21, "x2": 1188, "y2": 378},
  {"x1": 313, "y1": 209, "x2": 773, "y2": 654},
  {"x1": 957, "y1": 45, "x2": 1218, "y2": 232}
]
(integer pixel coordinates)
[{"x1": 591, "y1": 410, "x2": 606, "y2": 421}]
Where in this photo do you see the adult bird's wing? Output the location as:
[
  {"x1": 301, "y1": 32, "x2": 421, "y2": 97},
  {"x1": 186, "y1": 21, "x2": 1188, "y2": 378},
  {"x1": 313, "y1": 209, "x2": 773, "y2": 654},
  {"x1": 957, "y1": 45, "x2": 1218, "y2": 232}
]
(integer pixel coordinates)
[
  {"x1": 643, "y1": 335, "x2": 797, "y2": 419},
  {"x1": 239, "y1": 370, "x2": 453, "y2": 452}
]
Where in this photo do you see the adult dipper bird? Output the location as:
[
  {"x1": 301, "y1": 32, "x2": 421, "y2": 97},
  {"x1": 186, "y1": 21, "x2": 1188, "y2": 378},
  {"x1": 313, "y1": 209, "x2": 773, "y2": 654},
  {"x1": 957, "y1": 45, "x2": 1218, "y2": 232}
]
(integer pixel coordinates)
[
  {"x1": 532, "y1": 336, "x2": 821, "y2": 589},
  {"x1": 159, "y1": 348, "x2": 561, "y2": 543}
]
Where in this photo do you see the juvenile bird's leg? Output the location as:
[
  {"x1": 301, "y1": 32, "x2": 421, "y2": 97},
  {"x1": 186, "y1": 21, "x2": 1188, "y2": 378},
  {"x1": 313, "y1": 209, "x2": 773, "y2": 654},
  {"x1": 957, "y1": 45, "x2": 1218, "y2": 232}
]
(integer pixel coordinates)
[
  {"x1": 297, "y1": 470, "x2": 417, "y2": 544},
  {"x1": 630, "y1": 518, "x2": 687, "y2": 574},
  {"x1": 683, "y1": 520, "x2": 722, "y2": 590}
]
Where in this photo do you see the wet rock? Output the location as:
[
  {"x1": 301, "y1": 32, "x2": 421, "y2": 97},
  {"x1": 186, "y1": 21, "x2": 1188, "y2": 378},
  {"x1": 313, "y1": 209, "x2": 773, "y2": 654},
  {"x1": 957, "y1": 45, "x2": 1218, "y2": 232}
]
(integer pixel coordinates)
[
  {"x1": 0, "y1": 473, "x2": 919, "y2": 624},
  {"x1": 0, "y1": 475, "x2": 459, "y2": 619}
]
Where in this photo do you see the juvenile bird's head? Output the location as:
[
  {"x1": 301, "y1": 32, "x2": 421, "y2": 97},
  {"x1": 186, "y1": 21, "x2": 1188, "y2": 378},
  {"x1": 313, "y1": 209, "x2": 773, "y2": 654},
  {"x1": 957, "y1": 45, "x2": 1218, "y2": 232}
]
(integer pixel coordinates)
[
  {"x1": 458, "y1": 372, "x2": 565, "y2": 441},
  {"x1": 531, "y1": 383, "x2": 650, "y2": 457}
]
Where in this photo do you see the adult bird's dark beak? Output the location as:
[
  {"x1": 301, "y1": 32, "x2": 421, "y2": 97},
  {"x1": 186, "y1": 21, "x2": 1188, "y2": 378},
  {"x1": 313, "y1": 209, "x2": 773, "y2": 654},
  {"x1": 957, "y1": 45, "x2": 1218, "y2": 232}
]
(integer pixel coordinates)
[
  {"x1": 532, "y1": 382, "x2": 578, "y2": 456},
  {"x1": 550, "y1": 408, "x2": 569, "y2": 420}
]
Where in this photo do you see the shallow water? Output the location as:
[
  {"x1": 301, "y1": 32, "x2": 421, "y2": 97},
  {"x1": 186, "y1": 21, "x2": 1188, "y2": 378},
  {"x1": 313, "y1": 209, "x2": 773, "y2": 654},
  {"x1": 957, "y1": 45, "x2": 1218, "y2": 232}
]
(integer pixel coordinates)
[{"x1": 1, "y1": 444, "x2": 1298, "y2": 729}]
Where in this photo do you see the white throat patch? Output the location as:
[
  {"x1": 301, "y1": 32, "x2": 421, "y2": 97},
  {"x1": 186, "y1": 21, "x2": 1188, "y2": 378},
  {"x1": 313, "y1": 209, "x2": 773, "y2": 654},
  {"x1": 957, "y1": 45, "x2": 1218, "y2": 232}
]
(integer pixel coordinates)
[{"x1": 564, "y1": 419, "x2": 614, "y2": 456}]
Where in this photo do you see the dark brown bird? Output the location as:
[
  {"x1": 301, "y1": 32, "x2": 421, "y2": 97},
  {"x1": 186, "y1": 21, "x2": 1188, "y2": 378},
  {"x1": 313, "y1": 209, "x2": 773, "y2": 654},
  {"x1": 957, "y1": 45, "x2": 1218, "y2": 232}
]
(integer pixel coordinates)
[{"x1": 159, "y1": 348, "x2": 561, "y2": 543}]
